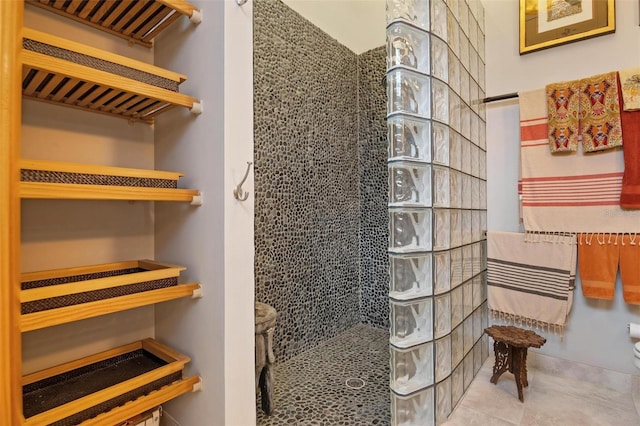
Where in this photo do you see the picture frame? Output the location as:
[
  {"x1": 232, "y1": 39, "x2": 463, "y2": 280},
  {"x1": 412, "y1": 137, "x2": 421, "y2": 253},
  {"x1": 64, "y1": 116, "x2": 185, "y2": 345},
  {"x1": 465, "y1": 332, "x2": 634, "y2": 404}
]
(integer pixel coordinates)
[{"x1": 519, "y1": 0, "x2": 616, "y2": 54}]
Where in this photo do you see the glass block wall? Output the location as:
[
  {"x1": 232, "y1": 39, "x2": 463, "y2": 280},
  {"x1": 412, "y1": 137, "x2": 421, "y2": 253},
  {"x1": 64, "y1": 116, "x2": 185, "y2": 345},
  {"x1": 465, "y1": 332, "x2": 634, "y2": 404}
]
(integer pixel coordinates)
[{"x1": 385, "y1": 0, "x2": 488, "y2": 424}]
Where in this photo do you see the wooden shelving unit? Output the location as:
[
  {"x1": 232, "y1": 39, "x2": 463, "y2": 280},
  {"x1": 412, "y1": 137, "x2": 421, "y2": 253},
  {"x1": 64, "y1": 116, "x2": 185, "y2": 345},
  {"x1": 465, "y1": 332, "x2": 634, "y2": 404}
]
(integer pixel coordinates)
[
  {"x1": 1, "y1": 0, "x2": 205, "y2": 423},
  {"x1": 25, "y1": 0, "x2": 201, "y2": 48},
  {"x1": 22, "y1": 28, "x2": 201, "y2": 123}
]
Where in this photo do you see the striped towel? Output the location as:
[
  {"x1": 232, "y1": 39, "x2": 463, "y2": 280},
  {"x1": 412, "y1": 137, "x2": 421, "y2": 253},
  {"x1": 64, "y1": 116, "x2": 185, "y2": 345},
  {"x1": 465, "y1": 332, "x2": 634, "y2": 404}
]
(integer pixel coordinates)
[
  {"x1": 487, "y1": 231, "x2": 576, "y2": 333},
  {"x1": 519, "y1": 89, "x2": 640, "y2": 233}
]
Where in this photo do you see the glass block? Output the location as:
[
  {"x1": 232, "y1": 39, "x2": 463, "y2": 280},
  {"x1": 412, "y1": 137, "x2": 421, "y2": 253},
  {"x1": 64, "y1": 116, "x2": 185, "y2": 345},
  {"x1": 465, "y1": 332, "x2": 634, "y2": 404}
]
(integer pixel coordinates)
[
  {"x1": 458, "y1": 0, "x2": 469, "y2": 36},
  {"x1": 472, "y1": 241, "x2": 482, "y2": 278},
  {"x1": 480, "y1": 212, "x2": 487, "y2": 246},
  {"x1": 478, "y1": 23, "x2": 485, "y2": 61},
  {"x1": 450, "y1": 209, "x2": 462, "y2": 249},
  {"x1": 389, "y1": 162, "x2": 432, "y2": 207},
  {"x1": 430, "y1": 36, "x2": 448, "y2": 83},
  {"x1": 479, "y1": 92, "x2": 486, "y2": 121},
  {"x1": 472, "y1": 177, "x2": 480, "y2": 209},
  {"x1": 388, "y1": 115, "x2": 432, "y2": 162},
  {"x1": 459, "y1": 28, "x2": 470, "y2": 72},
  {"x1": 482, "y1": 299, "x2": 489, "y2": 330},
  {"x1": 471, "y1": 210, "x2": 481, "y2": 243},
  {"x1": 434, "y1": 293, "x2": 451, "y2": 339},
  {"x1": 449, "y1": 0, "x2": 460, "y2": 19},
  {"x1": 469, "y1": 52, "x2": 478, "y2": 89},
  {"x1": 451, "y1": 323, "x2": 464, "y2": 367},
  {"x1": 447, "y1": 11, "x2": 460, "y2": 58},
  {"x1": 448, "y1": 90, "x2": 461, "y2": 133},
  {"x1": 470, "y1": 80, "x2": 480, "y2": 114},
  {"x1": 461, "y1": 105, "x2": 471, "y2": 141},
  {"x1": 390, "y1": 253, "x2": 433, "y2": 300},
  {"x1": 389, "y1": 208, "x2": 432, "y2": 252},
  {"x1": 451, "y1": 284, "x2": 463, "y2": 328},
  {"x1": 478, "y1": 118, "x2": 486, "y2": 149},
  {"x1": 434, "y1": 208, "x2": 451, "y2": 250},
  {"x1": 482, "y1": 331, "x2": 489, "y2": 360},
  {"x1": 470, "y1": 113, "x2": 479, "y2": 146},
  {"x1": 480, "y1": 179, "x2": 487, "y2": 209},
  {"x1": 448, "y1": 53, "x2": 460, "y2": 95},
  {"x1": 435, "y1": 335, "x2": 451, "y2": 382},
  {"x1": 435, "y1": 377, "x2": 451, "y2": 423},
  {"x1": 461, "y1": 209, "x2": 472, "y2": 244},
  {"x1": 432, "y1": 79, "x2": 449, "y2": 124},
  {"x1": 468, "y1": 15, "x2": 478, "y2": 51},
  {"x1": 459, "y1": 69, "x2": 470, "y2": 106},
  {"x1": 392, "y1": 386, "x2": 434, "y2": 426},
  {"x1": 388, "y1": 69, "x2": 431, "y2": 118},
  {"x1": 470, "y1": 144, "x2": 479, "y2": 178},
  {"x1": 390, "y1": 298, "x2": 433, "y2": 347},
  {"x1": 462, "y1": 174, "x2": 472, "y2": 210},
  {"x1": 430, "y1": 0, "x2": 448, "y2": 41},
  {"x1": 449, "y1": 132, "x2": 462, "y2": 171},
  {"x1": 460, "y1": 139, "x2": 471, "y2": 175},
  {"x1": 462, "y1": 244, "x2": 473, "y2": 282},
  {"x1": 481, "y1": 272, "x2": 488, "y2": 304},
  {"x1": 473, "y1": 305, "x2": 483, "y2": 343},
  {"x1": 463, "y1": 279, "x2": 473, "y2": 318},
  {"x1": 479, "y1": 148, "x2": 486, "y2": 179},
  {"x1": 463, "y1": 315, "x2": 473, "y2": 353},
  {"x1": 451, "y1": 362, "x2": 464, "y2": 408},
  {"x1": 434, "y1": 251, "x2": 451, "y2": 295},
  {"x1": 449, "y1": 171, "x2": 462, "y2": 210},
  {"x1": 433, "y1": 166, "x2": 450, "y2": 208},
  {"x1": 391, "y1": 342, "x2": 434, "y2": 395},
  {"x1": 472, "y1": 273, "x2": 482, "y2": 310},
  {"x1": 387, "y1": 0, "x2": 430, "y2": 30},
  {"x1": 479, "y1": 56, "x2": 486, "y2": 90},
  {"x1": 387, "y1": 22, "x2": 431, "y2": 74},
  {"x1": 432, "y1": 121, "x2": 449, "y2": 166},
  {"x1": 463, "y1": 352, "x2": 473, "y2": 390},
  {"x1": 474, "y1": 340, "x2": 482, "y2": 375}
]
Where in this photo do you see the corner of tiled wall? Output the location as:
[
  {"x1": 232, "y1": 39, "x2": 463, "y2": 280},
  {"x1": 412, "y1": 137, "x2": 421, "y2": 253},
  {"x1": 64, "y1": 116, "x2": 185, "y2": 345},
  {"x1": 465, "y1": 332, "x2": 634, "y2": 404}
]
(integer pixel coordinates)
[{"x1": 385, "y1": 0, "x2": 488, "y2": 424}]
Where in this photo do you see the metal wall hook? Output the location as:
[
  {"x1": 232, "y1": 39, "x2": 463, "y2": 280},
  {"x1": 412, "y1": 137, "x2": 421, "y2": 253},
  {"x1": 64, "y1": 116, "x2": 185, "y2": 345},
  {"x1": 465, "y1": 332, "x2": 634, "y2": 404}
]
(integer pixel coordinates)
[
  {"x1": 233, "y1": 161, "x2": 253, "y2": 201},
  {"x1": 236, "y1": 0, "x2": 248, "y2": 5}
]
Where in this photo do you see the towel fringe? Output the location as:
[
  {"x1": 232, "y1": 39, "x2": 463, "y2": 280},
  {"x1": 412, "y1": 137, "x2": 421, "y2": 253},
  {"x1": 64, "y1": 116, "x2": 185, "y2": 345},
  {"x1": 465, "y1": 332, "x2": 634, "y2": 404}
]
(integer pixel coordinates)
[{"x1": 489, "y1": 308, "x2": 566, "y2": 336}]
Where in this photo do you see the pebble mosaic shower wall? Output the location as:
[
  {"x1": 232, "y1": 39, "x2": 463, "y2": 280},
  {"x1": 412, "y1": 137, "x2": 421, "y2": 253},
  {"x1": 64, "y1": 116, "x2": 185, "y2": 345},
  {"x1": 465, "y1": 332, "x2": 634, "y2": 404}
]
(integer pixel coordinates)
[
  {"x1": 386, "y1": 0, "x2": 489, "y2": 424},
  {"x1": 254, "y1": 0, "x2": 389, "y2": 362}
]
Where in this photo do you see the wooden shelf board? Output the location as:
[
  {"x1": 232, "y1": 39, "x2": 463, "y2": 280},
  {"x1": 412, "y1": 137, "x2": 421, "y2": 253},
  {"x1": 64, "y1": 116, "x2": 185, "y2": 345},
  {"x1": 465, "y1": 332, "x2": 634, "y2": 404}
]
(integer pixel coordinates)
[{"x1": 21, "y1": 283, "x2": 201, "y2": 332}]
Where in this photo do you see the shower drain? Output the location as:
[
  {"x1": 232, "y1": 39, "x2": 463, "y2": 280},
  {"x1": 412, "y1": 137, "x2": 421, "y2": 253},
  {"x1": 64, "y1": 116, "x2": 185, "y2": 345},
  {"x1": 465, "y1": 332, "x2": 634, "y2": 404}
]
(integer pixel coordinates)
[{"x1": 345, "y1": 377, "x2": 366, "y2": 389}]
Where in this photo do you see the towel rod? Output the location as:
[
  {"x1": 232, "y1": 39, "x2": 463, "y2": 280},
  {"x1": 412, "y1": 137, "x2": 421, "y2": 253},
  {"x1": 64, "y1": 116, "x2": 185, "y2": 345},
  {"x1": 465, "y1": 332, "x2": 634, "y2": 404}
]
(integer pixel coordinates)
[{"x1": 481, "y1": 92, "x2": 519, "y2": 104}]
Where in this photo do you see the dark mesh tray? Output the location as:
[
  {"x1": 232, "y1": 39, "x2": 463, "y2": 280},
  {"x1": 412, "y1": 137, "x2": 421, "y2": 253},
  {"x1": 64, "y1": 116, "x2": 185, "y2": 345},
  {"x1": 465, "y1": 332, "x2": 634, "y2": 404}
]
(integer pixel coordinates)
[
  {"x1": 22, "y1": 267, "x2": 178, "y2": 314},
  {"x1": 23, "y1": 349, "x2": 180, "y2": 426}
]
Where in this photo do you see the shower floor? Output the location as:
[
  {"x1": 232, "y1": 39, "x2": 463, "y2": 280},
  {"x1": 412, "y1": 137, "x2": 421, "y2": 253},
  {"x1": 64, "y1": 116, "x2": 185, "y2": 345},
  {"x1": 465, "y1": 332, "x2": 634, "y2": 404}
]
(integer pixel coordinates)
[{"x1": 256, "y1": 323, "x2": 390, "y2": 425}]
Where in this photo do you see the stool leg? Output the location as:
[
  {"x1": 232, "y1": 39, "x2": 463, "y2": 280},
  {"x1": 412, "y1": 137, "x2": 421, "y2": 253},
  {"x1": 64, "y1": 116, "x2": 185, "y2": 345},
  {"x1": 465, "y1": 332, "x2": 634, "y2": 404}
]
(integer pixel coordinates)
[
  {"x1": 490, "y1": 341, "x2": 509, "y2": 384},
  {"x1": 259, "y1": 365, "x2": 274, "y2": 415},
  {"x1": 512, "y1": 348, "x2": 526, "y2": 402}
]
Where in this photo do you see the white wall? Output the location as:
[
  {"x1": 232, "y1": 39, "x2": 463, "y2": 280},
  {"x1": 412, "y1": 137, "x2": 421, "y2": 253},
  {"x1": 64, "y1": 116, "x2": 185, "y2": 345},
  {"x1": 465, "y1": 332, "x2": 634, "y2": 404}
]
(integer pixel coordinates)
[
  {"x1": 154, "y1": 1, "x2": 255, "y2": 425},
  {"x1": 485, "y1": 0, "x2": 640, "y2": 374},
  {"x1": 282, "y1": 0, "x2": 386, "y2": 54}
]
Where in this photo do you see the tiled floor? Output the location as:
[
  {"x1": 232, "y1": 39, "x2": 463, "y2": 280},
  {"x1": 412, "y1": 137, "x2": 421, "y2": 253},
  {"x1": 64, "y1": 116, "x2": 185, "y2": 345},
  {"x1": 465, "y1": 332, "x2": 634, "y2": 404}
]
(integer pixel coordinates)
[
  {"x1": 444, "y1": 352, "x2": 640, "y2": 426},
  {"x1": 256, "y1": 323, "x2": 390, "y2": 425}
]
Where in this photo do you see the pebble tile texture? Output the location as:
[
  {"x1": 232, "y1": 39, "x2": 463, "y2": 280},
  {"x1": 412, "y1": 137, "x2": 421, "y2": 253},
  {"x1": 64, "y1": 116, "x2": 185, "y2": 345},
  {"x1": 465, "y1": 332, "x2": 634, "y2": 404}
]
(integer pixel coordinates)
[
  {"x1": 254, "y1": 0, "x2": 389, "y2": 363},
  {"x1": 256, "y1": 324, "x2": 390, "y2": 425}
]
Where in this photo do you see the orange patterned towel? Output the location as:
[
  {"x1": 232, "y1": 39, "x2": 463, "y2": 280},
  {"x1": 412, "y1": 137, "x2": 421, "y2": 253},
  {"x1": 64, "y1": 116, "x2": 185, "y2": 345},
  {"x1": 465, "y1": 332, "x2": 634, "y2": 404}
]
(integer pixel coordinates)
[
  {"x1": 546, "y1": 72, "x2": 622, "y2": 153},
  {"x1": 547, "y1": 80, "x2": 580, "y2": 153},
  {"x1": 579, "y1": 72, "x2": 623, "y2": 153}
]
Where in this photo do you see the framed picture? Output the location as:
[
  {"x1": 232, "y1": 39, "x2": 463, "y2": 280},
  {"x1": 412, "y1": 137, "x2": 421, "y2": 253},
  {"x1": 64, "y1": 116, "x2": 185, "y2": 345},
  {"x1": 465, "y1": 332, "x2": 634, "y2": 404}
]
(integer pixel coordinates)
[{"x1": 519, "y1": 0, "x2": 616, "y2": 54}]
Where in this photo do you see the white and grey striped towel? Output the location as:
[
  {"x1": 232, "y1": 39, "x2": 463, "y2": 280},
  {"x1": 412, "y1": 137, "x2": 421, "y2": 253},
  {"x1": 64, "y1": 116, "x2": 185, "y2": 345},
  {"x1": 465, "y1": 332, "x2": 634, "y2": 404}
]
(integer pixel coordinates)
[{"x1": 487, "y1": 231, "x2": 576, "y2": 334}]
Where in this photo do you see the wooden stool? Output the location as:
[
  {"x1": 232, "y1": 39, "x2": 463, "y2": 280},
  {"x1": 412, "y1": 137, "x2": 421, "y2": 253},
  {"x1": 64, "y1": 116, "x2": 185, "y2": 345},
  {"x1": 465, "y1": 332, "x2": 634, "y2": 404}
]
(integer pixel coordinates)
[
  {"x1": 255, "y1": 302, "x2": 277, "y2": 415},
  {"x1": 484, "y1": 325, "x2": 546, "y2": 402}
]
